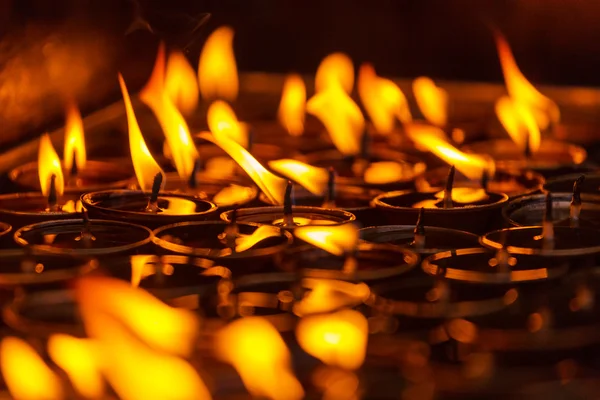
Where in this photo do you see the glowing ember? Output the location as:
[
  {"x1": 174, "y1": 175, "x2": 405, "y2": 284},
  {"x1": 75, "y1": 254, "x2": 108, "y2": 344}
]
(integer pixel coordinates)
[
  {"x1": 294, "y1": 279, "x2": 371, "y2": 317},
  {"x1": 268, "y1": 159, "x2": 329, "y2": 196},
  {"x1": 207, "y1": 100, "x2": 249, "y2": 148},
  {"x1": 495, "y1": 95, "x2": 541, "y2": 153},
  {"x1": 278, "y1": 74, "x2": 306, "y2": 136},
  {"x1": 315, "y1": 52, "x2": 354, "y2": 93},
  {"x1": 64, "y1": 101, "x2": 87, "y2": 172},
  {"x1": 198, "y1": 26, "x2": 238, "y2": 101},
  {"x1": 165, "y1": 50, "x2": 199, "y2": 115},
  {"x1": 294, "y1": 223, "x2": 359, "y2": 256},
  {"x1": 38, "y1": 133, "x2": 65, "y2": 197},
  {"x1": 413, "y1": 76, "x2": 448, "y2": 127},
  {"x1": 235, "y1": 225, "x2": 283, "y2": 252}
]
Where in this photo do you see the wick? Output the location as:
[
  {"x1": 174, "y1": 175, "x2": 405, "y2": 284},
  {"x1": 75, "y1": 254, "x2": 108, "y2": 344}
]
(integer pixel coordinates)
[
  {"x1": 524, "y1": 131, "x2": 532, "y2": 159},
  {"x1": 283, "y1": 180, "x2": 295, "y2": 227},
  {"x1": 225, "y1": 207, "x2": 239, "y2": 251},
  {"x1": 352, "y1": 130, "x2": 370, "y2": 178},
  {"x1": 145, "y1": 173, "x2": 163, "y2": 213},
  {"x1": 542, "y1": 192, "x2": 555, "y2": 250},
  {"x1": 412, "y1": 207, "x2": 426, "y2": 250},
  {"x1": 188, "y1": 159, "x2": 201, "y2": 189},
  {"x1": 70, "y1": 149, "x2": 79, "y2": 178},
  {"x1": 76, "y1": 210, "x2": 95, "y2": 247},
  {"x1": 246, "y1": 128, "x2": 254, "y2": 153},
  {"x1": 47, "y1": 174, "x2": 59, "y2": 211},
  {"x1": 322, "y1": 167, "x2": 337, "y2": 208},
  {"x1": 443, "y1": 165, "x2": 455, "y2": 209},
  {"x1": 570, "y1": 175, "x2": 585, "y2": 228},
  {"x1": 480, "y1": 169, "x2": 489, "y2": 193}
]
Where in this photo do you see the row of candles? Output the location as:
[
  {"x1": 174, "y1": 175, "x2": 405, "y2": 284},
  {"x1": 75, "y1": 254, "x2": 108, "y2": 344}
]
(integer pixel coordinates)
[{"x1": 0, "y1": 24, "x2": 598, "y2": 399}]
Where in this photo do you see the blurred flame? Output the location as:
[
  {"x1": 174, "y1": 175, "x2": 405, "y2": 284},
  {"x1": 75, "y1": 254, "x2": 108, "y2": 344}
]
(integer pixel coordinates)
[
  {"x1": 61, "y1": 200, "x2": 83, "y2": 213},
  {"x1": 495, "y1": 33, "x2": 559, "y2": 130},
  {"x1": 278, "y1": 74, "x2": 306, "y2": 136},
  {"x1": 413, "y1": 77, "x2": 448, "y2": 127},
  {"x1": 118, "y1": 74, "x2": 165, "y2": 191},
  {"x1": 165, "y1": 50, "x2": 199, "y2": 115},
  {"x1": 1, "y1": 336, "x2": 64, "y2": 400},
  {"x1": 434, "y1": 188, "x2": 488, "y2": 203},
  {"x1": 307, "y1": 87, "x2": 365, "y2": 156},
  {"x1": 235, "y1": 225, "x2": 282, "y2": 252},
  {"x1": 141, "y1": 44, "x2": 199, "y2": 180},
  {"x1": 215, "y1": 317, "x2": 304, "y2": 400},
  {"x1": 294, "y1": 279, "x2": 370, "y2": 317},
  {"x1": 268, "y1": 159, "x2": 328, "y2": 196},
  {"x1": 406, "y1": 124, "x2": 493, "y2": 180},
  {"x1": 38, "y1": 134, "x2": 64, "y2": 197},
  {"x1": 207, "y1": 100, "x2": 249, "y2": 148},
  {"x1": 294, "y1": 224, "x2": 359, "y2": 256},
  {"x1": 75, "y1": 276, "x2": 199, "y2": 357},
  {"x1": 48, "y1": 334, "x2": 104, "y2": 399},
  {"x1": 130, "y1": 255, "x2": 159, "y2": 288},
  {"x1": 363, "y1": 161, "x2": 413, "y2": 185},
  {"x1": 296, "y1": 309, "x2": 368, "y2": 370},
  {"x1": 315, "y1": 53, "x2": 354, "y2": 93},
  {"x1": 495, "y1": 95, "x2": 541, "y2": 153},
  {"x1": 198, "y1": 26, "x2": 238, "y2": 101},
  {"x1": 358, "y1": 63, "x2": 411, "y2": 134},
  {"x1": 64, "y1": 101, "x2": 87, "y2": 172},
  {"x1": 213, "y1": 184, "x2": 256, "y2": 207},
  {"x1": 199, "y1": 132, "x2": 287, "y2": 204}
]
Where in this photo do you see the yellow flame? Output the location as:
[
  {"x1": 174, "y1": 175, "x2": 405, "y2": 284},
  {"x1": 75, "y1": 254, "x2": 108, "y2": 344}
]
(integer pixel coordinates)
[
  {"x1": 413, "y1": 77, "x2": 448, "y2": 127},
  {"x1": 75, "y1": 276, "x2": 199, "y2": 357},
  {"x1": 268, "y1": 159, "x2": 328, "y2": 196},
  {"x1": 434, "y1": 188, "x2": 488, "y2": 203},
  {"x1": 278, "y1": 74, "x2": 306, "y2": 136},
  {"x1": 235, "y1": 225, "x2": 283, "y2": 252},
  {"x1": 165, "y1": 50, "x2": 199, "y2": 115},
  {"x1": 198, "y1": 26, "x2": 238, "y2": 101},
  {"x1": 495, "y1": 95, "x2": 541, "y2": 153},
  {"x1": 215, "y1": 317, "x2": 304, "y2": 400},
  {"x1": 64, "y1": 101, "x2": 87, "y2": 172},
  {"x1": 315, "y1": 53, "x2": 354, "y2": 93},
  {"x1": 119, "y1": 74, "x2": 165, "y2": 191},
  {"x1": 141, "y1": 44, "x2": 199, "y2": 180},
  {"x1": 1, "y1": 336, "x2": 64, "y2": 400},
  {"x1": 47, "y1": 334, "x2": 104, "y2": 399},
  {"x1": 130, "y1": 255, "x2": 159, "y2": 288},
  {"x1": 307, "y1": 86, "x2": 365, "y2": 156},
  {"x1": 199, "y1": 132, "x2": 287, "y2": 204},
  {"x1": 406, "y1": 124, "x2": 493, "y2": 180},
  {"x1": 38, "y1": 133, "x2": 65, "y2": 197},
  {"x1": 363, "y1": 161, "x2": 412, "y2": 185},
  {"x1": 294, "y1": 224, "x2": 359, "y2": 256},
  {"x1": 294, "y1": 279, "x2": 370, "y2": 317},
  {"x1": 296, "y1": 309, "x2": 368, "y2": 370},
  {"x1": 213, "y1": 184, "x2": 256, "y2": 207},
  {"x1": 207, "y1": 100, "x2": 249, "y2": 148},
  {"x1": 495, "y1": 33, "x2": 559, "y2": 130},
  {"x1": 358, "y1": 63, "x2": 411, "y2": 134},
  {"x1": 61, "y1": 200, "x2": 83, "y2": 213}
]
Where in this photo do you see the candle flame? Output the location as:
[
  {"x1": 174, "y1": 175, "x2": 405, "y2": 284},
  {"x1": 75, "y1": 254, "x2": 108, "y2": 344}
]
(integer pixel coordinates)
[
  {"x1": 495, "y1": 95, "x2": 541, "y2": 153},
  {"x1": 1, "y1": 336, "x2": 64, "y2": 400},
  {"x1": 294, "y1": 224, "x2": 359, "y2": 256},
  {"x1": 268, "y1": 159, "x2": 328, "y2": 196},
  {"x1": 38, "y1": 134, "x2": 64, "y2": 197},
  {"x1": 215, "y1": 317, "x2": 304, "y2": 400},
  {"x1": 130, "y1": 254, "x2": 160, "y2": 288},
  {"x1": 358, "y1": 63, "x2": 411, "y2": 134},
  {"x1": 296, "y1": 309, "x2": 368, "y2": 370},
  {"x1": 413, "y1": 77, "x2": 448, "y2": 127},
  {"x1": 278, "y1": 74, "x2": 306, "y2": 136},
  {"x1": 198, "y1": 26, "x2": 238, "y2": 101},
  {"x1": 434, "y1": 187, "x2": 488, "y2": 203},
  {"x1": 165, "y1": 50, "x2": 199, "y2": 115},
  {"x1": 235, "y1": 225, "x2": 283, "y2": 252},
  {"x1": 294, "y1": 279, "x2": 370, "y2": 317},
  {"x1": 315, "y1": 52, "x2": 354, "y2": 93},
  {"x1": 213, "y1": 184, "x2": 256, "y2": 207},
  {"x1": 207, "y1": 100, "x2": 249, "y2": 148},
  {"x1": 363, "y1": 161, "x2": 415, "y2": 185},
  {"x1": 118, "y1": 73, "x2": 165, "y2": 191},
  {"x1": 64, "y1": 101, "x2": 87, "y2": 172}
]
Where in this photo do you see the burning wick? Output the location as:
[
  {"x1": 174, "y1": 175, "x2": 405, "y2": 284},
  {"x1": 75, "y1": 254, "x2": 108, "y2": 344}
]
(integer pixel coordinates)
[
  {"x1": 145, "y1": 173, "x2": 164, "y2": 213},
  {"x1": 443, "y1": 165, "x2": 455, "y2": 209},
  {"x1": 540, "y1": 192, "x2": 555, "y2": 250},
  {"x1": 47, "y1": 174, "x2": 59, "y2": 211},
  {"x1": 570, "y1": 175, "x2": 585, "y2": 227},
  {"x1": 188, "y1": 159, "x2": 202, "y2": 189},
  {"x1": 480, "y1": 169, "x2": 490, "y2": 193},
  {"x1": 322, "y1": 167, "x2": 337, "y2": 208},
  {"x1": 411, "y1": 207, "x2": 426, "y2": 250},
  {"x1": 352, "y1": 130, "x2": 371, "y2": 178},
  {"x1": 69, "y1": 149, "x2": 79, "y2": 181},
  {"x1": 524, "y1": 130, "x2": 532, "y2": 159},
  {"x1": 283, "y1": 180, "x2": 296, "y2": 227}
]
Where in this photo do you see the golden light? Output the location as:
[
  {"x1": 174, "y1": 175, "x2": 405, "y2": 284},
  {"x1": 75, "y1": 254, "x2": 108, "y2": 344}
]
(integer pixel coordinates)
[
  {"x1": 207, "y1": 100, "x2": 249, "y2": 149},
  {"x1": 130, "y1": 254, "x2": 160, "y2": 288},
  {"x1": 198, "y1": 26, "x2": 238, "y2": 101},
  {"x1": 75, "y1": 276, "x2": 199, "y2": 357},
  {"x1": 235, "y1": 225, "x2": 283, "y2": 252},
  {"x1": 495, "y1": 95, "x2": 541, "y2": 153},
  {"x1": 118, "y1": 74, "x2": 165, "y2": 191},
  {"x1": 268, "y1": 159, "x2": 329, "y2": 196},
  {"x1": 434, "y1": 187, "x2": 488, "y2": 203},
  {"x1": 1, "y1": 336, "x2": 64, "y2": 400},
  {"x1": 296, "y1": 309, "x2": 368, "y2": 370},
  {"x1": 140, "y1": 44, "x2": 199, "y2": 181},
  {"x1": 48, "y1": 334, "x2": 104, "y2": 399},
  {"x1": 213, "y1": 184, "x2": 257, "y2": 207},
  {"x1": 38, "y1": 133, "x2": 65, "y2": 197},
  {"x1": 293, "y1": 279, "x2": 370, "y2": 317},
  {"x1": 495, "y1": 33, "x2": 559, "y2": 130},
  {"x1": 198, "y1": 132, "x2": 287, "y2": 204},
  {"x1": 294, "y1": 223, "x2": 359, "y2": 256},
  {"x1": 358, "y1": 63, "x2": 411, "y2": 134},
  {"x1": 278, "y1": 74, "x2": 306, "y2": 136},
  {"x1": 165, "y1": 50, "x2": 199, "y2": 115},
  {"x1": 306, "y1": 86, "x2": 365, "y2": 156},
  {"x1": 215, "y1": 317, "x2": 304, "y2": 400},
  {"x1": 315, "y1": 52, "x2": 354, "y2": 93},
  {"x1": 413, "y1": 76, "x2": 448, "y2": 127},
  {"x1": 64, "y1": 101, "x2": 87, "y2": 172},
  {"x1": 363, "y1": 161, "x2": 414, "y2": 185},
  {"x1": 61, "y1": 200, "x2": 83, "y2": 213}
]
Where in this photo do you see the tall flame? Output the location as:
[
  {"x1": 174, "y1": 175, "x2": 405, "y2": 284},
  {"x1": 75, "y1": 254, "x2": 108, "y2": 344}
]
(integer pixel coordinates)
[
  {"x1": 358, "y1": 63, "x2": 411, "y2": 134},
  {"x1": 268, "y1": 159, "x2": 328, "y2": 196},
  {"x1": 495, "y1": 95, "x2": 541, "y2": 153},
  {"x1": 1, "y1": 336, "x2": 64, "y2": 400},
  {"x1": 141, "y1": 44, "x2": 199, "y2": 180},
  {"x1": 165, "y1": 50, "x2": 199, "y2": 115},
  {"x1": 207, "y1": 100, "x2": 249, "y2": 148},
  {"x1": 38, "y1": 134, "x2": 65, "y2": 197},
  {"x1": 315, "y1": 53, "x2": 354, "y2": 93},
  {"x1": 118, "y1": 74, "x2": 165, "y2": 191},
  {"x1": 198, "y1": 26, "x2": 238, "y2": 101},
  {"x1": 278, "y1": 74, "x2": 306, "y2": 136},
  {"x1": 294, "y1": 224, "x2": 359, "y2": 256},
  {"x1": 215, "y1": 317, "x2": 304, "y2": 400},
  {"x1": 413, "y1": 76, "x2": 448, "y2": 127},
  {"x1": 64, "y1": 101, "x2": 87, "y2": 172}
]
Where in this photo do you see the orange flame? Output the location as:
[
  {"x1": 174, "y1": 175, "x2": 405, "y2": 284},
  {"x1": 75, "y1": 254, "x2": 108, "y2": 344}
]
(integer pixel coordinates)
[
  {"x1": 434, "y1": 187, "x2": 488, "y2": 203},
  {"x1": 1, "y1": 336, "x2": 64, "y2": 400},
  {"x1": 118, "y1": 74, "x2": 165, "y2": 191},
  {"x1": 213, "y1": 184, "x2": 257, "y2": 207},
  {"x1": 294, "y1": 279, "x2": 370, "y2": 317},
  {"x1": 315, "y1": 53, "x2": 354, "y2": 93},
  {"x1": 495, "y1": 95, "x2": 541, "y2": 153},
  {"x1": 358, "y1": 63, "x2": 411, "y2": 134},
  {"x1": 198, "y1": 26, "x2": 238, "y2": 101},
  {"x1": 207, "y1": 100, "x2": 249, "y2": 148},
  {"x1": 363, "y1": 161, "x2": 417, "y2": 185},
  {"x1": 130, "y1": 254, "x2": 160, "y2": 288},
  {"x1": 38, "y1": 134, "x2": 64, "y2": 197},
  {"x1": 413, "y1": 77, "x2": 448, "y2": 127},
  {"x1": 64, "y1": 101, "x2": 86, "y2": 172},
  {"x1": 165, "y1": 50, "x2": 199, "y2": 115},
  {"x1": 268, "y1": 159, "x2": 329, "y2": 196},
  {"x1": 294, "y1": 224, "x2": 359, "y2": 256},
  {"x1": 215, "y1": 317, "x2": 304, "y2": 400},
  {"x1": 296, "y1": 309, "x2": 368, "y2": 370},
  {"x1": 278, "y1": 74, "x2": 306, "y2": 136},
  {"x1": 235, "y1": 225, "x2": 283, "y2": 252}
]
